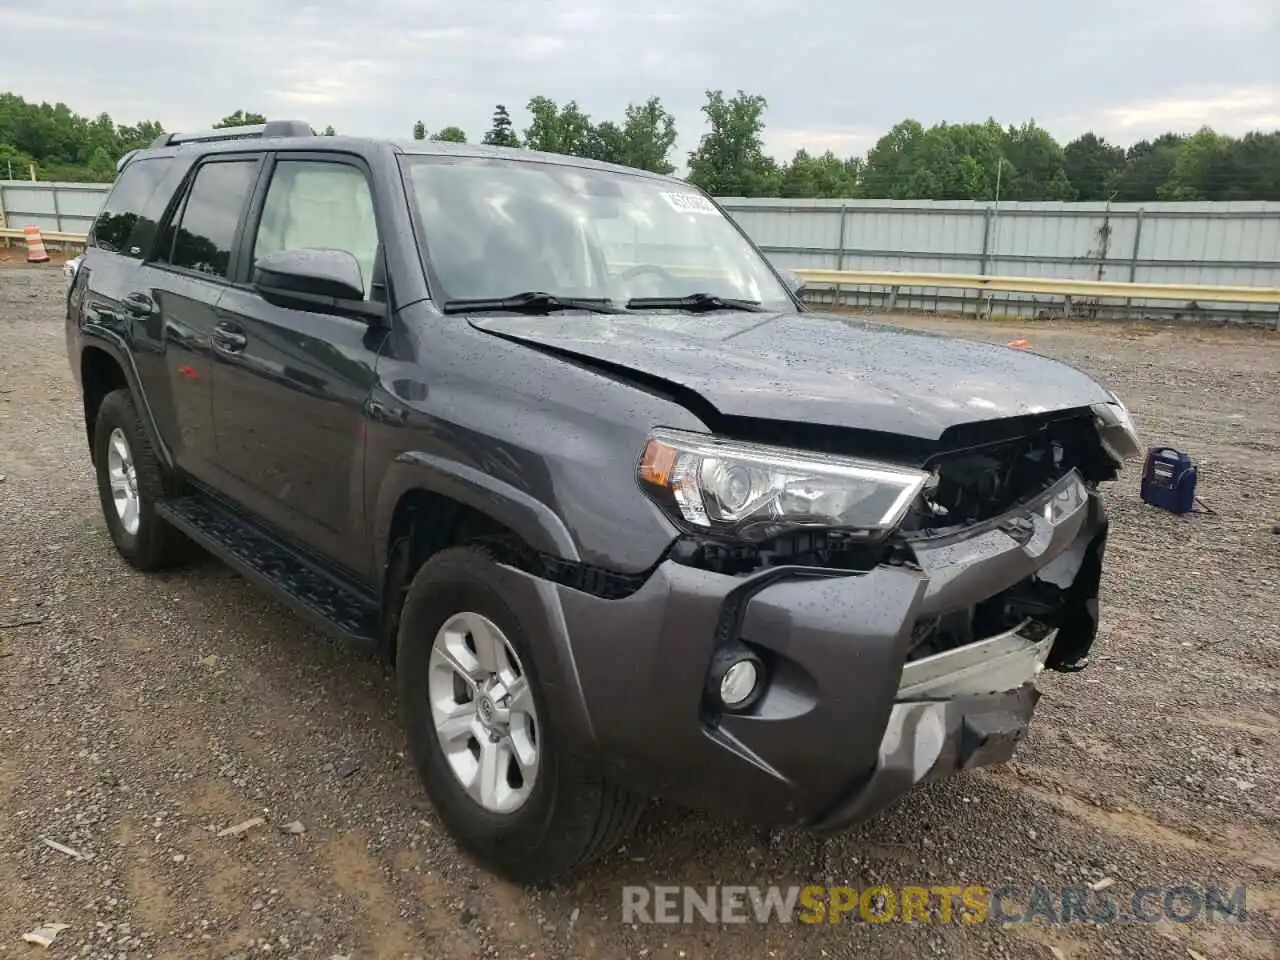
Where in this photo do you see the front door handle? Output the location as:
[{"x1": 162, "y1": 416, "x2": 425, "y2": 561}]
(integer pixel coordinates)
[
  {"x1": 123, "y1": 291, "x2": 156, "y2": 317},
  {"x1": 212, "y1": 322, "x2": 247, "y2": 354}
]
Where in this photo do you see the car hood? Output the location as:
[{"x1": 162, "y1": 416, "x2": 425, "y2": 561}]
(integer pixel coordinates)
[{"x1": 467, "y1": 310, "x2": 1112, "y2": 439}]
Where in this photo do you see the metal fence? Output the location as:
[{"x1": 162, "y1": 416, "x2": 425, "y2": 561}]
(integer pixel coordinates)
[
  {"x1": 0, "y1": 180, "x2": 109, "y2": 236},
  {"x1": 4, "y1": 179, "x2": 1278, "y2": 320},
  {"x1": 716, "y1": 197, "x2": 1280, "y2": 320}
]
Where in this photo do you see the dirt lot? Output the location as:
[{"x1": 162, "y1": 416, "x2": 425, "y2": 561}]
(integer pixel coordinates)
[{"x1": 1, "y1": 264, "x2": 1277, "y2": 960}]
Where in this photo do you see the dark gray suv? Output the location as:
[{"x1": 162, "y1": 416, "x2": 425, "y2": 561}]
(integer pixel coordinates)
[{"x1": 66, "y1": 120, "x2": 1141, "y2": 883}]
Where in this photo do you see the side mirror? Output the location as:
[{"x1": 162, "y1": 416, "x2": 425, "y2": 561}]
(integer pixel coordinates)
[
  {"x1": 783, "y1": 269, "x2": 807, "y2": 296},
  {"x1": 252, "y1": 248, "x2": 383, "y2": 321}
]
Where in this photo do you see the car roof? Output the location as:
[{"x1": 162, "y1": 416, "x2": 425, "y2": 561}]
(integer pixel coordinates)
[{"x1": 124, "y1": 132, "x2": 680, "y2": 185}]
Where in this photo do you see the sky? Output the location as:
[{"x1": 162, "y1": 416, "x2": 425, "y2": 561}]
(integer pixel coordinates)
[{"x1": 1, "y1": 0, "x2": 1277, "y2": 164}]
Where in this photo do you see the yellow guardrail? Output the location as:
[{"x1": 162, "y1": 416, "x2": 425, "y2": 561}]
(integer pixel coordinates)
[
  {"x1": 794, "y1": 269, "x2": 1280, "y2": 305},
  {"x1": 0, "y1": 227, "x2": 89, "y2": 249}
]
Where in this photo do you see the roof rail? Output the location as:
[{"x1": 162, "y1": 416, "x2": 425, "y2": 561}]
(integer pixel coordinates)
[
  {"x1": 116, "y1": 148, "x2": 140, "y2": 174},
  {"x1": 148, "y1": 120, "x2": 316, "y2": 149}
]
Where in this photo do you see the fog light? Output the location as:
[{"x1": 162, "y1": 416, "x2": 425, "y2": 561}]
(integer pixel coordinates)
[{"x1": 719, "y1": 659, "x2": 760, "y2": 707}]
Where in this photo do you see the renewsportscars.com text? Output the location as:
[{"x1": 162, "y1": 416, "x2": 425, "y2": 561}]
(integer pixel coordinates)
[{"x1": 621, "y1": 884, "x2": 1251, "y2": 926}]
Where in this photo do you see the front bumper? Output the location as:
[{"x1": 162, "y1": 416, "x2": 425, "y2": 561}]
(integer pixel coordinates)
[
  {"x1": 496, "y1": 471, "x2": 1107, "y2": 828},
  {"x1": 812, "y1": 683, "x2": 1040, "y2": 830}
]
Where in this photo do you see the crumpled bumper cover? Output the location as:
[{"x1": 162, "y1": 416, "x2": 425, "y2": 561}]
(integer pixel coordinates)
[
  {"x1": 811, "y1": 684, "x2": 1041, "y2": 832},
  {"x1": 499, "y1": 470, "x2": 1106, "y2": 829}
]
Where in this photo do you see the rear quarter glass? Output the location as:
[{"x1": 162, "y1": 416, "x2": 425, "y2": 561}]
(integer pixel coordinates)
[{"x1": 90, "y1": 157, "x2": 177, "y2": 258}]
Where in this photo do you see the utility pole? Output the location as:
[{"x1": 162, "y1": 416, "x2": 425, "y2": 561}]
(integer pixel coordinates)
[{"x1": 984, "y1": 158, "x2": 1007, "y2": 318}]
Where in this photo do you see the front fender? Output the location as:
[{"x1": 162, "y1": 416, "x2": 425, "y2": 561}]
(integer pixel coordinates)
[
  {"x1": 371, "y1": 451, "x2": 581, "y2": 577},
  {"x1": 371, "y1": 452, "x2": 601, "y2": 753}
]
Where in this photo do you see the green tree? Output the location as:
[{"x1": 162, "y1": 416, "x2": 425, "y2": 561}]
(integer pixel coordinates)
[
  {"x1": 522, "y1": 96, "x2": 592, "y2": 155},
  {"x1": 482, "y1": 105, "x2": 520, "y2": 148},
  {"x1": 213, "y1": 110, "x2": 266, "y2": 128},
  {"x1": 584, "y1": 120, "x2": 626, "y2": 165},
  {"x1": 619, "y1": 97, "x2": 678, "y2": 174},
  {"x1": 779, "y1": 149, "x2": 859, "y2": 198},
  {"x1": 1108, "y1": 133, "x2": 1186, "y2": 201},
  {"x1": 321, "y1": 125, "x2": 336, "y2": 136},
  {"x1": 0, "y1": 142, "x2": 37, "y2": 180},
  {"x1": 1220, "y1": 131, "x2": 1280, "y2": 201},
  {"x1": 412, "y1": 120, "x2": 426, "y2": 140},
  {"x1": 859, "y1": 120, "x2": 927, "y2": 197},
  {"x1": 0, "y1": 92, "x2": 167, "y2": 181},
  {"x1": 531, "y1": 96, "x2": 678, "y2": 173},
  {"x1": 861, "y1": 120, "x2": 1006, "y2": 199},
  {"x1": 1063, "y1": 133, "x2": 1126, "y2": 200},
  {"x1": 686, "y1": 89, "x2": 780, "y2": 197},
  {"x1": 1000, "y1": 121, "x2": 1073, "y2": 200},
  {"x1": 117, "y1": 120, "x2": 165, "y2": 150},
  {"x1": 85, "y1": 145, "x2": 116, "y2": 180},
  {"x1": 431, "y1": 126, "x2": 467, "y2": 143},
  {"x1": 1158, "y1": 127, "x2": 1234, "y2": 200}
]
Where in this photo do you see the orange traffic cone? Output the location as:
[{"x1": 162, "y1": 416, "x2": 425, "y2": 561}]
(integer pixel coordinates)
[{"x1": 24, "y1": 225, "x2": 50, "y2": 264}]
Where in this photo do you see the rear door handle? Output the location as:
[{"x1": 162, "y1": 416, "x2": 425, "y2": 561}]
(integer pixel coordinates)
[
  {"x1": 212, "y1": 321, "x2": 247, "y2": 354},
  {"x1": 123, "y1": 291, "x2": 156, "y2": 317}
]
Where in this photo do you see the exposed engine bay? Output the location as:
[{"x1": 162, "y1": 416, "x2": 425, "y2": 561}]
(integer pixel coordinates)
[{"x1": 900, "y1": 411, "x2": 1117, "y2": 534}]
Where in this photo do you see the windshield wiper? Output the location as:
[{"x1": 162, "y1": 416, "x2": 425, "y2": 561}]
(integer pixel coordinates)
[
  {"x1": 625, "y1": 293, "x2": 765, "y2": 313},
  {"x1": 441, "y1": 291, "x2": 621, "y2": 315}
]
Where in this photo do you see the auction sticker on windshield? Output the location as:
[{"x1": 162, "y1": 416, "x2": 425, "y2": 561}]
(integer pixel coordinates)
[{"x1": 661, "y1": 192, "x2": 719, "y2": 215}]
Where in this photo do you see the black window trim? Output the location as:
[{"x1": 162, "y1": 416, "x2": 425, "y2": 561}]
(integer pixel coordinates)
[
  {"x1": 233, "y1": 149, "x2": 388, "y2": 303},
  {"x1": 146, "y1": 152, "x2": 267, "y2": 290},
  {"x1": 87, "y1": 156, "x2": 177, "y2": 259}
]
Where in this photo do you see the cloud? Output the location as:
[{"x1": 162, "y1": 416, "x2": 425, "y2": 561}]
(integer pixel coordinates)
[
  {"x1": 0, "y1": 0, "x2": 1274, "y2": 161},
  {"x1": 1102, "y1": 89, "x2": 1280, "y2": 136}
]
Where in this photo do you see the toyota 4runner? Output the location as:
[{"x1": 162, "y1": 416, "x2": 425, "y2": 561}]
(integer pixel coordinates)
[{"x1": 66, "y1": 120, "x2": 1142, "y2": 883}]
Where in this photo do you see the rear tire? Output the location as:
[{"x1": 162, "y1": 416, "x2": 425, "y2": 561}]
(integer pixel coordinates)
[
  {"x1": 397, "y1": 545, "x2": 645, "y2": 884},
  {"x1": 92, "y1": 388, "x2": 190, "y2": 571}
]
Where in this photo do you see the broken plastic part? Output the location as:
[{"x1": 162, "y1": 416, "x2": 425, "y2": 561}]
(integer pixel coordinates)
[{"x1": 898, "y1": 619, "x2": 1056, "y2": 698}]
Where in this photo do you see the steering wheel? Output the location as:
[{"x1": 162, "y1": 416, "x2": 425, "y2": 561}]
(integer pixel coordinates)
[{"x1": 616, "y1": 263, "x2": 678, "y2": 288}]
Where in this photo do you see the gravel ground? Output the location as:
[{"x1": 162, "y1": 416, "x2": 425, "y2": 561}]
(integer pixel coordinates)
[{"x1": 1, "y1": 262, "x2": 1277, "y2": 960}]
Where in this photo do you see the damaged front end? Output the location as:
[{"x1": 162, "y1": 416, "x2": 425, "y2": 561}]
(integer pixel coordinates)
[
  {"x1": 666, "y1": 402, "x2": 1133, "y2": 684},
  {"x1": 895, "y1": 405, "x2": 1125, "y2": 679},
  {"x1": 809, "y1": 413, "x2": 1125, "y2": 829},
  {"x1": 817, "y1": 406, "x2": 1131, "y2": 828},
  {"x1": 662, "y1": 404, "x2": 1131, "y2": 818}
]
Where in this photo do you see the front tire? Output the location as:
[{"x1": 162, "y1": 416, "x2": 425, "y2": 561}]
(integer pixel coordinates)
[
  {"x1": 397, "y1": 545, "x2": 645, "y2": 884},
  {"x1": 92, "y1": 388, "x2": 189, "y2": 571}
]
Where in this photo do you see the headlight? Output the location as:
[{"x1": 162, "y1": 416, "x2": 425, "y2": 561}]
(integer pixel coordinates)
[
  {"x1": 1091, "y1": 395, "x2": 1142, "y2": 464},
  {"x1": 637, "y1": 428, "x2": 929, "y2": 541}
]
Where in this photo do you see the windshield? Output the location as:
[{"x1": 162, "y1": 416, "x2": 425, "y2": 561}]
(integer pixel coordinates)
[{"x1": 400, "y1": 155, "x2": 795, "y2": 311}]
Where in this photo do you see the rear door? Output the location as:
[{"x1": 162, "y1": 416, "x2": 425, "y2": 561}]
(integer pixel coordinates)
[
  {"x1": 130, "y1": 155, "x2": 263, "y2": 484},
  {"x1": 75, "y1": 155, "x2": 180, "y2": 418},
  {"x1": 209, "y1": 152, "x2": 387, "y2": 568}
]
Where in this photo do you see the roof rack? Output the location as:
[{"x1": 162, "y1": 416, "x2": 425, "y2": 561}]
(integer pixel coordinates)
[{"x1": 148, "y1": 120, "x2": 316, "y2": 149}]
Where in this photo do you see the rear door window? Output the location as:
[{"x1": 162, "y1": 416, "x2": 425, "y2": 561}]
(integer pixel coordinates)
[
  {"x1": 157, "y1": 159, "x2": 258, "y2": 279},
  {"x1": 89, "y1": 158, "x2": 175, "y2": 258}
]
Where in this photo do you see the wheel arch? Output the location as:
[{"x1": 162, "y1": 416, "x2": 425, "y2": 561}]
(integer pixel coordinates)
[
  {"x1": 80, "y1": 346, "x2": 129, "y2": 465},
  {"x1": 77, "y1": 337, "x2": 172, "y2": 471},
  {"x1": 374, "y1": 455, "x2": 579, "y2": 666},
  {"x1": 374, "y1": 461, "x2": 600, "y2": 754}
]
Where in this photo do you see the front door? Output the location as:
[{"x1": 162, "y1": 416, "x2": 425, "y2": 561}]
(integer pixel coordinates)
[{"x1": 209, "y1": 154, "x2": 387, "y2": 571}]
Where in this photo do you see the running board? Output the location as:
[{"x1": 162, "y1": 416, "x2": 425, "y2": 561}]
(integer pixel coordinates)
[{"x1": 156, "y1": 494, "x2": 380, "y2": 649}]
